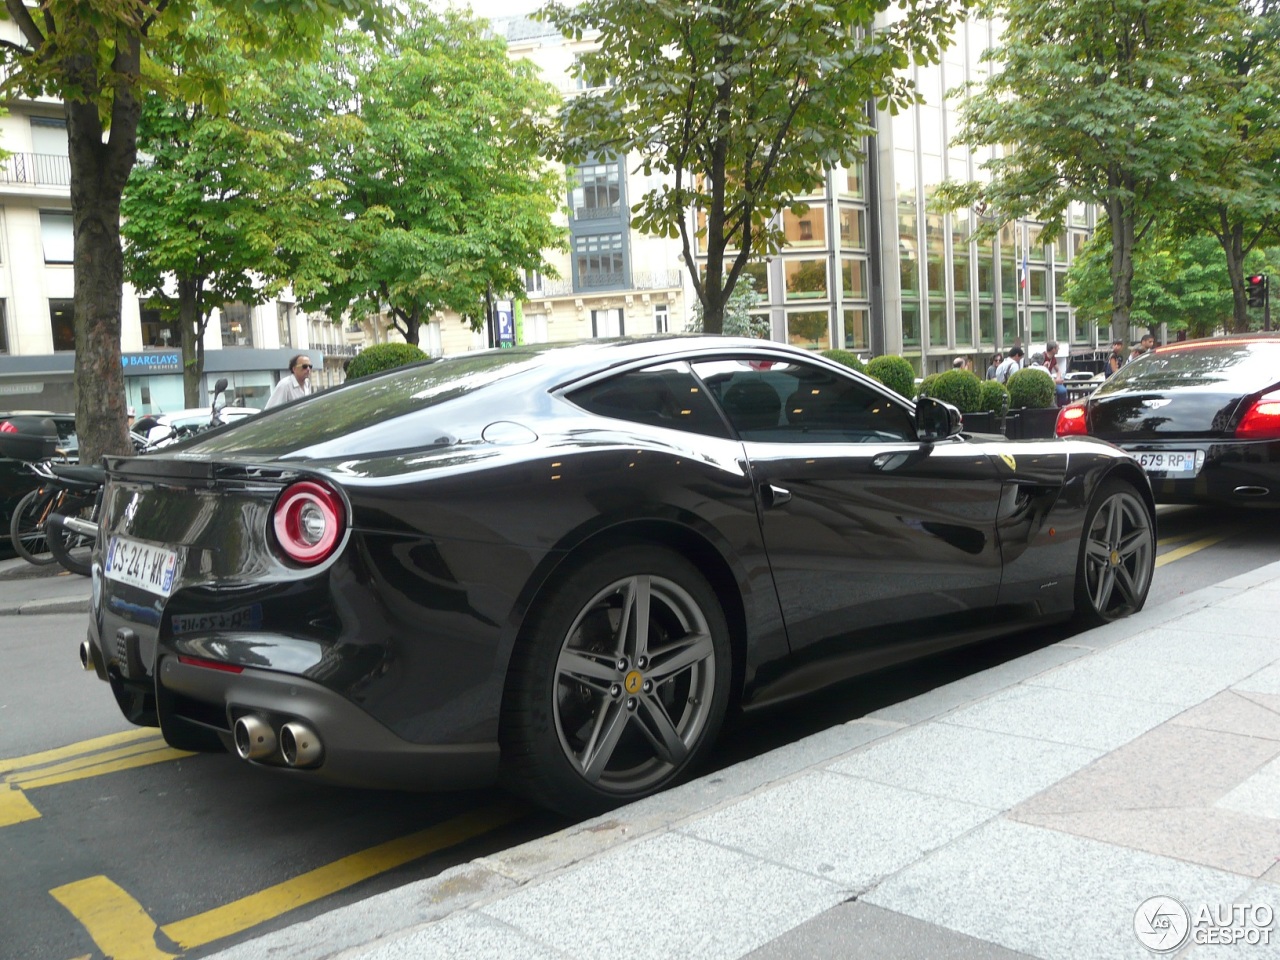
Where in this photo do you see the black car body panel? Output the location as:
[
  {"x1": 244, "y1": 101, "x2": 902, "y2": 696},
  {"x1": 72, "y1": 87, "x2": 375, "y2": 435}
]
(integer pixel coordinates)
[{"x1": 85, "y1": 337, "x2": 1153, "y2": 796}]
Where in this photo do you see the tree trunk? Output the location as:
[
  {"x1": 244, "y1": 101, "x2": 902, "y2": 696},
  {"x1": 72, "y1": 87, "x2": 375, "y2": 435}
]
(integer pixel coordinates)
[
  {"x1": 1107, "y1": 195, "x2": 1135, "y2": 346},
  {"x1": 1221, "y1": 220, "x2": 1250, "y2": 334},
  {"x1": 65, "y1": 43, "x2": 142, "y2": 465},
  {"x1": 177, "y1": 276, "x2": 205, "y2": 407}
]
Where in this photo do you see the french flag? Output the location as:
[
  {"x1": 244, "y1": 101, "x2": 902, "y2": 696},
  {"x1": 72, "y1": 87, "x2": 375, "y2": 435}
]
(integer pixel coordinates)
[{"x1": 1019, "y1": 253, "x2": 1028, "y2": 289}]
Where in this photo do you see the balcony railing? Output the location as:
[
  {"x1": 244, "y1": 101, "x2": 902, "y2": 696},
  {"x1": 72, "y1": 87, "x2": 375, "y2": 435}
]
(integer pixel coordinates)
[
  {"x1": 528, "y1": 269, "x2": 684, "y2": 298},
  {"x1": 573, "y1": 204, "x2": 624, "y2": 222},
  {"x1": 0, "y1": 152, "x2": 71, "y2": 187}
]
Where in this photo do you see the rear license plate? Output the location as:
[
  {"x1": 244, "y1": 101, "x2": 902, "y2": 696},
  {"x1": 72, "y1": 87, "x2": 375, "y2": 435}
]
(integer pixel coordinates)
[
  {"x1": 171, "y1": 605, "x2": 262, "y2": 635},
  {"x1": 105, "y1": 536, "x2": 180, "y2": 598},
  {"x1": 1137, "y1": 451, "x2": 1197, "y2": 475}
]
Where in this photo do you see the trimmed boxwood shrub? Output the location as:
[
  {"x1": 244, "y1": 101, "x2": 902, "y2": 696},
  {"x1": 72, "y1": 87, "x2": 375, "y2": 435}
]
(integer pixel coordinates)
[
  {"x1": 820, "y1": 348, "x2": 865, "y2": 374},
  {"x1": 1007, "y1": 366, "x2": 1056, "y2": 408},
  {"x1": 919, "y1": 369, "x2": 982, "y2": 413},
  {"x1": 864, "y1": 354, "x2": 916, "y2": 399},
  {"x1": 978, "y1": 378, "x2": 1010, "y2": 414},
  {"x1": 917, "y1": 373, "x2": 940, "y2": 400},
  {"x1": 345, "y1": 342, "x2": 429, "y2": 380}
]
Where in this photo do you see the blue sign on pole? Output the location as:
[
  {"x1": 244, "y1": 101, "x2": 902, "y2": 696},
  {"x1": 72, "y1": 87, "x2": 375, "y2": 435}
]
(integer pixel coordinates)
[{"x1": 497, "y1": 303, "x2": 515, "y2": 348}]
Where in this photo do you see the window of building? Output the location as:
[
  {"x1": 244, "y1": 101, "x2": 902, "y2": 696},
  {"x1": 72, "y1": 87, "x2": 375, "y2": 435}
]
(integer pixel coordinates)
[
  {"x1": 50, "y1": 299, "x2": 75, "y2": 351},
  {"x1": 839, "y1": 162, "x2": 865, "y2": 199},
  {"x1": 784, "y1": 259, "x2": 828, "y2": 300},
  {"x1": 1002, "y1": 304, "x2": 1019, "y2": 344},
  {"x1": 928, "y1": 302, "x2": 947, "y2": 347},
  {"x1": 139, "y1": 303, "x2": 176, "y2": 348},
  {"x1": 40, "y1": 210, "x2": 74, "y2": 263},
  {"x1": 1030, "y1": 309, "x2": 1048, "y2": 342},
  {"x1": 902, "y1": 301, "x2": 921, "y2": 347},
  {"x1": 277, "y1": 301, "x2": 295, "y2": 349},
  {"x1": 925, "y1": 213, "x2": 946, "y2": 296},
  {"x1": 739, "y1": 260, "x2": 769, "y2": 299},
  {"x1": 786, "y1": 309, "x2": 830, "y2": 350},
  {"x1": 1029, "y1": 268, "x2": 1047, "y2": 302},
  {"x1": 220, "y1": 302, "x2": 254, "y2": 347},
  {"x1": 838, "y1": 206, "x2": 866, "y2": 250},
  {"x1": 654, "y1": 303, "x2": 669, "y2": 333},
  {"x1": 979, "y1": 303, "x2": 995, "y2": 345},
  {"x1": 575, "y1": 233, "x2": 625, "y2": 289},
  {"x1": 843, "y1": 307, "x2": 869, "y2": 350},
  {"x1": 570, "y1": 162, "x2": 621, "y2": 220},
  {"x1": 30, "y1": 117, "x2": 70, "y2": 186},
  {"x1": 952, "y1": 220, "x2": 971, "y2": 296},
  {"x1": 956, "y1": 302, "x2": 975, "y2": 347},
  {"x1": 783, "y1": 207, "x2": 826, "y2": 248},
  {"x1": 590, "y1": 308, "x2": 624, "y2": 337},
  {"x1": 0, "y1": 300, "x2": 8, "y2": 353},
  {"x1": 899, "y1": 207, "x2": 919, "y2": 297},
  {"x1": 841, "y1": 257, "x2": 868, "y2": 299},
  {"x1": 524, "y1": 269, "x2": 544, "y2": 295}
]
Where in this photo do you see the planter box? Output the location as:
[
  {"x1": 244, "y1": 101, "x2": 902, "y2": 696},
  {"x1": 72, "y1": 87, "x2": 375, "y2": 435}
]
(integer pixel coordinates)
[
  {"x1": 960, "y1": 410, "x2": 1006, "y2": 436},
  {"x1": 1005, "y1": 406, "x2": 1060, "y2": 440}
]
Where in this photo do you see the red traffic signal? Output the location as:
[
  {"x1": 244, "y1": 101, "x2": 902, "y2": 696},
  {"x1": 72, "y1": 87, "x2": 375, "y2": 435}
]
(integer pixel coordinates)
[{"x1": 1248, "y1": 274, "x2": 1269, "y2": 309}]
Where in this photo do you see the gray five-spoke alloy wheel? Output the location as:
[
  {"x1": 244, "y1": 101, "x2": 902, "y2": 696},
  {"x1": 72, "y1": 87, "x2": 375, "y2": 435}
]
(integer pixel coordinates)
[
  {"x1": 553, "y1": 572, "x2": 718, "y2": 794},
  {"x1": 503, "y1": 545, "x2": 731, "y2": 817},
  {"x1": 1078, "y1": 482, "x2": 1154, "y2": 624}
]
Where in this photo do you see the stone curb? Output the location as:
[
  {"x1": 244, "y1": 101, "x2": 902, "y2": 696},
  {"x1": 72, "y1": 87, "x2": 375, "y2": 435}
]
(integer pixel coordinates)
[{"x1": 0, "y1": 596, "x2": 90, "y2": 616}]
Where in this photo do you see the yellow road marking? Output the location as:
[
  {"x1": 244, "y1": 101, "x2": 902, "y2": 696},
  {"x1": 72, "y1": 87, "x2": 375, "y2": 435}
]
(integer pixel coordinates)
[
  {"x1": 0, "y1": 783, "x2": 41, "y2": 828},
  {"x1": 1156, "y1": 532, "x2": 1237, "y2": 568},
  {"x1": 52, "y1": 802, "x2": 525, "y2": 959},
  {"x1": 51, "y1": 875, "x2": 179, "y2": 960},
  {"x1": 0, "y1": 729, "x2": 159, "y2": 776},
  {"x1": 16, "y1": 744, "x2": 193, "y2": 790}
]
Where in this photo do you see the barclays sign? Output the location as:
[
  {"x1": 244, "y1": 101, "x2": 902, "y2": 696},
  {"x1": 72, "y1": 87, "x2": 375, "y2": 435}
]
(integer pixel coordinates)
[{"x1": 122, "y1": 351, "x2": 182, "y2": 375}]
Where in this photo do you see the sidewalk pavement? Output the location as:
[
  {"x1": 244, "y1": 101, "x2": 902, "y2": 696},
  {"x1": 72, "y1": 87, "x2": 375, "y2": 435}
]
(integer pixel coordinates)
[
  {"x1": 0, "y1": 555, "x2": 90, "y2": 615},
  {"x1": 197, "y1": 560, "x2": 1280, "y2": 960}
]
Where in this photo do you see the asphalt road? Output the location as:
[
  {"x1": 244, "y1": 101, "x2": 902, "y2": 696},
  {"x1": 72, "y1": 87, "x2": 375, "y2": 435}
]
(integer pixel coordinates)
[{"x1": 0, "y1": 502, "x2": 1275, "y2": 960}]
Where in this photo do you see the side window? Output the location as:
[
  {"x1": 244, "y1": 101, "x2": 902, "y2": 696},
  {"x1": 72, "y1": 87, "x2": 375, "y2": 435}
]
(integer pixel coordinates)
[
  {"x1": 567, "y1": 362, "x2": 732, "y2": 439},
  {"x1": 693, "y1": 358, "x2": 915, "y2": 443}
]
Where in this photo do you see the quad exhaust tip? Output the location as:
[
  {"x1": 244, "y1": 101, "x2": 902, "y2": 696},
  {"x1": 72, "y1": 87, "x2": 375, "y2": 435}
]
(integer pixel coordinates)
[
  {"x1": 280, "y1": 721, "x2": 323, "y2": 768},
  {"x1": 233, "y1": 715, "x2": 278, "y2": 761}
]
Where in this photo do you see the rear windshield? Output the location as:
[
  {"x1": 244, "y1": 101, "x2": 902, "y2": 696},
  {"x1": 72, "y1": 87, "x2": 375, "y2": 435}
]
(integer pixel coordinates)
[
  {"x1": 1099, "y1": 341, "x2": 1280, "y2": 395},
  {"x1": 187, "y1": 350, "x2": 545, "y2": 457}
]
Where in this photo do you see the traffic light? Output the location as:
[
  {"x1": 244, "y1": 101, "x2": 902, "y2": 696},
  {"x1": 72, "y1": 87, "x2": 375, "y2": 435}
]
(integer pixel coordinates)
[{"x1": 1248, "y1": 274, "x2": 1269, "y2": 309}]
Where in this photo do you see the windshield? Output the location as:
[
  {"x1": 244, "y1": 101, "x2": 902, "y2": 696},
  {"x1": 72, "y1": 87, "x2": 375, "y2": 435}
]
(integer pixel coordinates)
[
  {"x1": 187, "y1": 349, "x2": 546, "y2": 457},
  {"x1": 1099, "y1": 341, "x2": 1280, "y2": 395}
]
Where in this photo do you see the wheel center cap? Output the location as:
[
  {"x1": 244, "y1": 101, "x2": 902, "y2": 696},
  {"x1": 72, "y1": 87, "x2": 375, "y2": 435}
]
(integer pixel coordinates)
[
  {"x1": 1110, "y1": 549, "x2": 1121, "y2": 566},
  {"x1": 624, "y1": 670, "x2": 644, "y2": 694}
]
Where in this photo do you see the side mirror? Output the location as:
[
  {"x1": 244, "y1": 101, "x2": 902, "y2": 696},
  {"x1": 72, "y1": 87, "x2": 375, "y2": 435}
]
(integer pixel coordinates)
[
  {"x1": 915, "y1": 396, "x2": 963, "y2": 443},
  {"x1": 211, "y1": 378, "x2": 230, "y2": 419}
]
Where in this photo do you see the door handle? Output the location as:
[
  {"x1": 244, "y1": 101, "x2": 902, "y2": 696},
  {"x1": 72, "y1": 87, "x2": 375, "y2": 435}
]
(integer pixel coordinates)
[{"x1": 761, "y1": 483, "x2": 792, "y2": 508}]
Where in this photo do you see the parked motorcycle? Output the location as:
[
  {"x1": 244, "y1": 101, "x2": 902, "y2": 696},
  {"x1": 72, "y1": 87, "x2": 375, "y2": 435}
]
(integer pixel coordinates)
[{"x1": 5, "y1": 380, "x2": 234, "y2": 575}]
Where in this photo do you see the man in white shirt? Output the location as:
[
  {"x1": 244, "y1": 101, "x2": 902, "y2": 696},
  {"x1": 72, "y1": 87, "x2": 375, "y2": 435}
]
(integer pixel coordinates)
[
  {"x1": 994, "y1": 346, "x2": 1024, "y2": 384},
  {"x1": 265, "y1": 354, "x2": 313, "y2": 409}
]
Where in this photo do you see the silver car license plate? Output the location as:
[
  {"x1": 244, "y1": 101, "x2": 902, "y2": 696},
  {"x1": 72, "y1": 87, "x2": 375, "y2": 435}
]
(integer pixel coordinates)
[{"x1": 1137, "y1": 451, "x2": 1197, "y2": 475}]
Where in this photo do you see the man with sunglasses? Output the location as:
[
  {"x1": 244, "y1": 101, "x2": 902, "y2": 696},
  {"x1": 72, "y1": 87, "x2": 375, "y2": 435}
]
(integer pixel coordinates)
[{"x1": 265, "y1": 354, "x2": 314, "y2": 409}]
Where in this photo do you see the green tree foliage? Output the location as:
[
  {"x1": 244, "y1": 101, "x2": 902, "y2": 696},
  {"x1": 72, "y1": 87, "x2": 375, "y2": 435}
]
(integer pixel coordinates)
[
  {"x1": 1169, "y1": 1, "x2": 1280, "y2": 331},
  {"x1": 543, "y1": 0, "x2": 974, "y2": 333},
  {"x1": 122, "y1": 21, "x2": 314, "y2": 407},
  {"x1": 946, "y1": 0, "x2": 1231, "y2": 347},
  {"x1": 1007, "y1": 366, "x2": 1055, "y2": 409},
  {"x1": 1063, "y1": 224, "x2": 1244, "y2": 340},
  {"x1": 919, "y1": 369, "x2": 981, "y2": 413},
  {"x1": 0, "y1": 0, "x2": 386, "y2": 464},
  {"x1": 687, "y1": 275, "x2": 768, "y2": 337},
  {"x1": 820, "y1": 349, "x2": 865, "y2": 374},
  {"x1": 286, "y1": 4, "x2": 566, "y2": 348},
  {"x1": 865, "y1": 355, "x2": 916, "y2": 400},
  {"x1": 345, "y1": 342, "x2": 429, "y2": 380}
]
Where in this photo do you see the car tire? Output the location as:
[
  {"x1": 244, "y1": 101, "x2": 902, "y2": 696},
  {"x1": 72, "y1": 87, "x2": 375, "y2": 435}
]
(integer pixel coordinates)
[
  {"x1": 9, "y1": 489, "x2": 57, "y2": 565},
  {"x1": 1073, "y1": 478, "x2": 1155, "y2": 627},
  {"x1": 501, "y1": 545, "x2": 732, "y2": 819}
]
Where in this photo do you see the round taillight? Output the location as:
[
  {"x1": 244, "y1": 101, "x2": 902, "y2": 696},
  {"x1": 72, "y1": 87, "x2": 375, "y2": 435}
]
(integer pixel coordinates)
[
  {"x1": 272, "y1": 480, "x2": 346, "y2": 565},
  {"x1": 1056, "y1": 402, "x2": 1088, "y2": 437}
]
